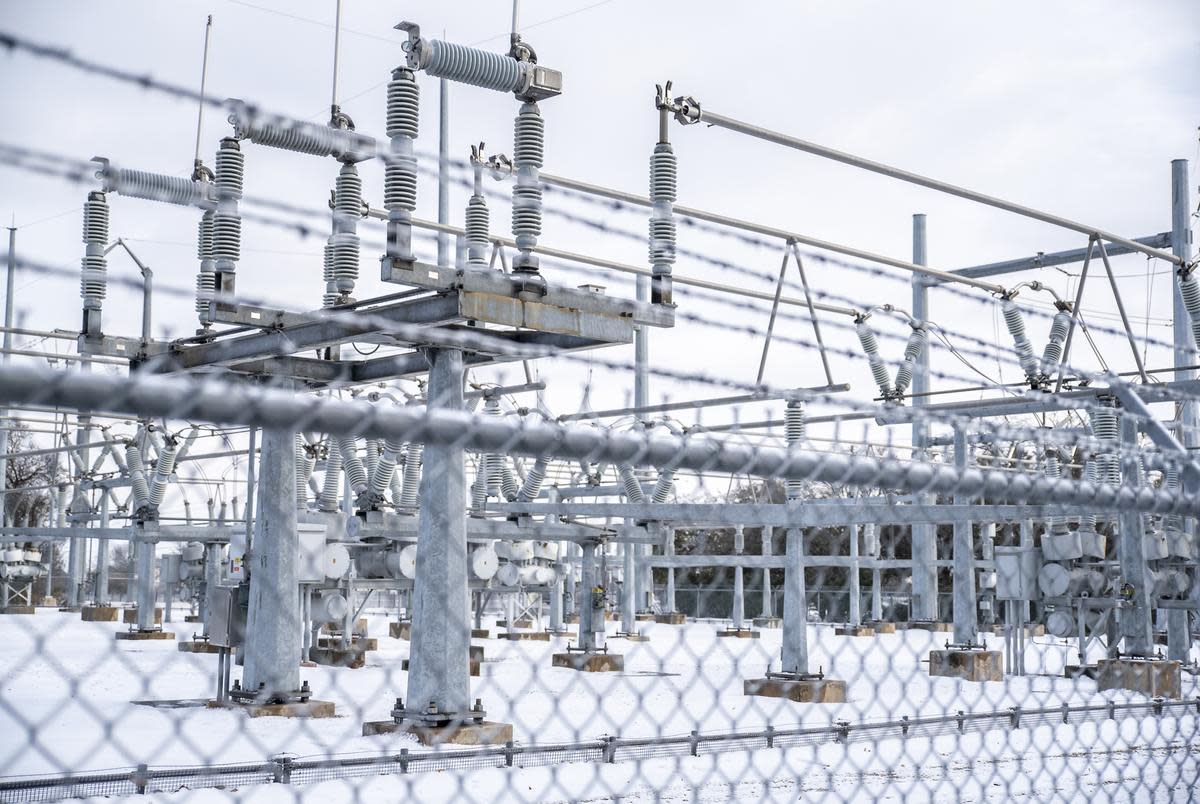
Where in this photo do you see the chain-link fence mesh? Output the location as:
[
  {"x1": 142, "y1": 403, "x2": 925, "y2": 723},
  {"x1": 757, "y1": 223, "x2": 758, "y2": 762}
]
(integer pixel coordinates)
[{"x1": 0, "y1": 12, "x2": 1199, "y2": 803}]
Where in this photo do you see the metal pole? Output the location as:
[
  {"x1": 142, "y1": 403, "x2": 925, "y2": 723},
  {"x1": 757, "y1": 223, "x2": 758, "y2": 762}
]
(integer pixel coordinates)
[
  {"x1": 0, "y1": 225, "x2": 13, "y2": 529},
  {"x1": 404, "y1": 348, "x2": 471, "y2": 720},
  {"x1": 688, "y1": 106, "x2": 1182, "y2": 266},
  {"x1": 781, "y1": 527, "x2": 809, "y2": 675},
  {"x1": 579, "y1": 540, "x2": 597, "y2": 651},
  {"x1": 911, "y1": 214, "x2": 937, "y2": 622},
  {"x1": 1169, "y1": 158, "x2": 1195, "y2": 662},
  {"x1": 848, "y1": 524, "x2": 860, "y2": 626},
  {"x1": 242, "y1": 420, "x2": 301, "y2": 698},
  {"x1": 95, "y1": 492, "x2": 109, "y2": 605},
  {"x1": 951, "y1": 427, "x2": 977, "y2": 645},
  {"x1": 731, "y1": 525, "x2": 744, "y2": 629},
  {"x1": 135, "y1": 525, "x2": 155, "y2": 630},
  {"x1": 1117, "y1": 414, "x2": 1153, "y2": 655},
  {"x1": 664, "y1": 526, "x2": 676, "y2": 614},
  {"x1": 760, "y1": 527, "x2": 773, "y2": 620}
]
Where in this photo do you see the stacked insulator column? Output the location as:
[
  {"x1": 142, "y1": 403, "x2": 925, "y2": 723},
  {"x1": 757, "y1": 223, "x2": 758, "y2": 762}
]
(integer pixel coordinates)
[
  {"x1": 212, "y1": 138, "x2": 244, "y2": 300},
  {"x1": 384, "y1": 69, "x2": 420, "y2": 266},
  {"x1": 1089, "y1": 405, "x2": 1121, "y2": 531},
  {"x1": 855, "y1": 318, "x2": 893, "y2": 400},
  {"x1": 325, "y1": 162, "x2": 362, "y2": 306},
  {"x1": 1041, "y1": 307, "x2": 1072, "y2": 376},
  {"x1": 148, "y1": 438, "x2": 178, "y2": 509},
  {"x1": 338, "y1": 437, "x2": 368, "y2": 496},
  {"x1": 500, "y1": 463, "x2": 519, "y2": 502},
  {"x1": 1002, "y1": 298, "x2": 1040, "y2": 385},
  {"x1": 194, "y1": 211, "x2": 216, "y2": 325},
  {"x1": 651, "y1": 470, "x2": 675, "y2": 504},
  {"x1": 399, "y1": 443, "x2": 422, "y2": 509},
  {"x1": 1179, "y1": 269, "x2": 1200, "y2": 352},
  {"x1": 295, "y1": 435, "x2": 314, "y2": 509},
  {"x1": 511, "y1": 102, "x2": 544, "y2": 275},
  {"x1": 319, "y1": 442, "x2": 343, "y2": 512},
  {"x1": 893, "y1": 325, "x2": 927, "y2": 398},
  {"x1": 784, "y1": 401, "x2": 806, "y2": 501},
  {"x1": 618, "y1": 464, "x2": 646, "y2": 503},
  {"x1": 370, "y1": 438, "x2": 404, "y2": 499},
  {"x1": 648, "y1": 134, "x2": 677, "y2": 305},
  {"x1": 80, "y1": 191, "x2": 109, "y2": 336},
  {"x1": 125, "y1": 441, "x2": 150, "y2": 511},
  {"x1": 465, "y1": 156, "x2": 490, "y2": 268},
  {"x1": 517, "y1": 456, "x2": 548, "y2": 502},
  {"x1": 1043, "y1": 449, "x2": 1069, "y2": 536}
]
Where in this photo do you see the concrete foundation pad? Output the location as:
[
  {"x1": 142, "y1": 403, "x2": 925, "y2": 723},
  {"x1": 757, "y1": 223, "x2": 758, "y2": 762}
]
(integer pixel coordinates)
[
  {"x1": 498, "y1": 631, "x2": 551, "y2": 641},
  {"x1": 57, "y1": 606, "x2": 82, "y2": 613},
  {"x1": 1097, "y1": 658, "x2": 1181, "y2": 699},
  {"x1": 864, "y1": 621, "x2": 897, "y2": 634},
  {"x1": 752, "y1": 616, "x2": 782, "y2": 628},
  {"x1": 362, "y1": 719, "x2": 512, "y2": 745},
  {"x1": 743, "y1": 677, "x2": 846, "y2": 703},
  {"x1": 123, "y1": 608, "x2": 163, "y2": 625},
  {"x1": 0, "y1": 606, "x2": 35, "y2": 615},
  {"x1": 471, "y1": 629, "x2": 490, "y2": 639},
  {"x1": 184, "y1": 614, "x2": 202, "y2": 623},
  {"x1": 564, "y1": 614, "x2": 580, "y2": 624},
  {"x1": 716, "y1": 628, "x2": 761, "y2": 639},
  {"x1": 654, "y1": 612, "x2": 687, "y2": 625},
  {"x1": 545, "y1": 629, "x2": 574, "y2": 637},
  {"x1": 82, "y1": 605, "x2": 120, "y2": 622},
  {"x1": 634, "y1": 613, "x2": 655, "y2": 622},
  {"x1": 613, "y1": 632, "x2": 650, "y2": 642},
  {"x1": 39, "y1": 597, "x2": 57, "y2": 607},
  {"x1": 1064, "y1": 664, "x2": 1100, "y2": 680},
  {"x1": 208, "y1": 699, "x2": 336, "y2": 718},
  {"x1": 905, "y1": 621, "x2": 952, "y2": 632},
  {"x1": 310, "y1": 646, "x2": 369, "y2": 669},
  {"x1": 992, "y1": 624, "x2": 1045, "y2": 637},
  {"x1": 929, "y1": 649, "x2": 1003, "y2": 682},
  {"x1": 177, "y1": 641, "x2": 224, "y2": 654},
  {"x1": 116, "y1": 630, "x2": 176, "y2": 641},
  {"x1": 402, "y1": 658, "x2": 480, "y2": 676},
  {"x1": 835, "y1": 626, "x2": 875, "y2": 637},
  {"x1": 495, "y1": 619, "x2": 535, "y2": 629},
  {"x1": 389, "y1": 621, "x2": 411, "y2": 640},
  {"x1": 552, "y1": 652, "x2": 624, "y2": 672}
]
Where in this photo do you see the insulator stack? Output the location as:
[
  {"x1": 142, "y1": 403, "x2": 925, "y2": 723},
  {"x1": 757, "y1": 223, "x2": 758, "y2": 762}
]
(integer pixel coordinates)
[
  {"x1": 481, "y1": 398, "x2": 503, "y2": 499},
  {"x1": 855, "y1": 320, "x2": 893, "y2": 399},
  {"x1": 465, "y1": 158, "x2": 490, "y2": 268},
  {"x1": 319, "y1": 444, "x2": 343, "y2": 512},
  {"x1": 1002, "y1": 299, "x2": 1039, "y2": 383},
  {"x1": 389, "y1": 472, "x2": 404, "y2": 508},
  {"x1": 399, "y1": 443, "x2": 422, "y2": 509},
  {"x1": 1165, "y1": 464, "x2": 1182, "y2": 535},
  {"x1": 651, "y1": 470, "x2": 675, "y2": 503},
  {"x1": 1043, "y1": 450, "x2": 1068, "y2": 534},
  {"x1": 1041, "y1": 309, "x2": 1071, "y2": 375},
  {"x1": 364, "y1": 439, "x2": 380, "y2": 478},
  {"x1": 338, "y1": 437, "x2": 368, "y2": 494},
  {"x1": 1179, "y1": 270, "x2": 1200, "y2": 351},
  {"x1": 125, "y1": 442, "x2": 150, "y2": 509},
  {"x1": 384, "y1": 70, "x2": 419, "y2": 263},
  {"x1": 517, "y1": 456, "x2": 548, "y2": 502},
  {"x1": 295, "y1": 435, "x2": 313, "y2": 508},
  {"x1": 370, "y1": 438, "x2": 404, "y2": 498},
  {"x1": 893, "y1": 326, "x2": 927, "y2": 398},
  {"x1": 1089, "y1": 405, "x2": 1121, "y2": 526},
  {"x1": 195, "y1": 211, "x2": 216, "y2": 321},
  {"x1": 785, "y1": 401, "x2": 806, "y2": 501},
  {"x1": 500, "y1": 463, "x2": 519, "y2": 502},
  {"x1": 80, "y1": 192, "x2": 109, "y2": 333},
  {"x1": 325, "y1": 162, "x2": 362, "y2": 304},
  {"x1": 212, "y1": 139, "x2": 244, "y2": 293},
  {"x1": 618, "y1": 465, "x2": 646, "y2": 503},
  {"x1": 648, "y1": 143, "x2": 677, "y2": 304},
  {"x1": 424, "y1": 39, "x2": 525, "y2": 93},
  {"x1": 230, "y1": 104, "x2": 376, "y2": 162},
  {"x1": 511, "y1": 102, "x2": 544, "y2": 273},
  {"x1": 322, "y1": 244, "x2": 337, "y2": 308},
  {"x1": 148, "y1": 439, "x2": 178, "y2": 508},
  {"x1": 471, "y1": 457, "x2": 490, "y2": 509},
  {"x1": 100, "y1": 165, "x2": 211, "y2": 207}
]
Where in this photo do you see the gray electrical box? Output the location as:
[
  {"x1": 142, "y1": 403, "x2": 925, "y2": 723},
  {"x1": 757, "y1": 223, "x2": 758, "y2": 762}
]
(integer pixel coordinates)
[
  {"x1": 208, "y1": 585, "x2": 247, "y2": 648},
  {"x1": 994, "y1": 546, "x2": 1040, "y2": 601}
]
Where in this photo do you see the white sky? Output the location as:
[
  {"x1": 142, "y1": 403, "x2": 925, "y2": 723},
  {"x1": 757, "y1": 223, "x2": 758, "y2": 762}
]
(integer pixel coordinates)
[{"x1": 1, "y1": 0, "x2": 1198, "y2": 461}]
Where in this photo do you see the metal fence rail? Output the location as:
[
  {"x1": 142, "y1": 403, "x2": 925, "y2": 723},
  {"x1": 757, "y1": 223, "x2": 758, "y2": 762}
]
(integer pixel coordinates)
[{"x1": 1, "y1": 697, "x2": 1194, "y2": 802}]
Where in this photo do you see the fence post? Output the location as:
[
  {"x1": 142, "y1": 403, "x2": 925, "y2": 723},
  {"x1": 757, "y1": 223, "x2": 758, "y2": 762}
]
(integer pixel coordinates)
[
  {"x1": 603, "y1": 736, "x2": 617, "y2": 764},
  {"x1": 131, "y1": 764, "x2": 148, "y2": 795},
  {"x1": 1009, "y1": 706, "x2": 1021, "y2": 729},
  {"x1": 271, "y1": 755, "x2": 292, "y2": 784},
  {"x1": 765, "y1": 725, "x2": 775, "y2": 749},
  {"x1": 956, "y1": 711, "x2": 965, "y2": 733},
  {"x1": 1061, "y1": 702, "x2": 1070, "y2": 725},
  {"x1": 689, "y1": 730, "x2": 699, "y2": 756},
  {"x1": 398, "y1": 748, "x2": 409, "y2": 774},
  {"x1": 505, "y1": 740, "x2": 515, "y2": 767},
  {"x1": 900, "y1": 716, "x2": 909, "y2": 736}
]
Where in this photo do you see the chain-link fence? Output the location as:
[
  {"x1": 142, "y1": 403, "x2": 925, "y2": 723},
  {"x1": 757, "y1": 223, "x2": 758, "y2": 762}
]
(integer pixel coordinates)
[{"x1": 1, "y1": 9, "x2": 1199, "y2": 803}]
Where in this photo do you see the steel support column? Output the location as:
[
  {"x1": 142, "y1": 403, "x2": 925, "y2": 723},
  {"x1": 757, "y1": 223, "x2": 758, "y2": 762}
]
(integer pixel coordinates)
[
  {"x1": 1117, "y1": 415, "x2": 1153, "y2": 655},
  {"x1": 911, "y1": 213, "x2": 938, "y2": 621},
  {"x1": 242, "y1": 424, "x2": 301, "y2": 698},
  {"x1": 951, "y1": 427, "x2": 978, "y2": 645},
  {"x1": 404, "y1": 348, "x2": 471, "y2": 719},
  {"x1": 95, "y1": 493, "x2": 109, "y2": 605},
  {"x1": 780, "y1": 527, "x2": 809, "y2": 674}
]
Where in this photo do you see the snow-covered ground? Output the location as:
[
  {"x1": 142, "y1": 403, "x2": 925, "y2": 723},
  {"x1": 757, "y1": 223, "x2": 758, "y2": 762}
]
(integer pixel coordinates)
[{"x1": 0, "y1": 608, "x2": 1196, "y2": 801}]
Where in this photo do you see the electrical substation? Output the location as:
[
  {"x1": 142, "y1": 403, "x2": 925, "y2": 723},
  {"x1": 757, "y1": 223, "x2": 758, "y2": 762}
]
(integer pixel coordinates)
[{"x1": 0, "y1": 2, "x2": 1196, "y2": 800}]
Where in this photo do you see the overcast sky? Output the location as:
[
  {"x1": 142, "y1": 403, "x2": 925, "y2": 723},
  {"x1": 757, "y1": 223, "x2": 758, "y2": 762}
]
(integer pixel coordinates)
[{"x1": 2, "y1": 1, "x2": 1198, "y2": 466}]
